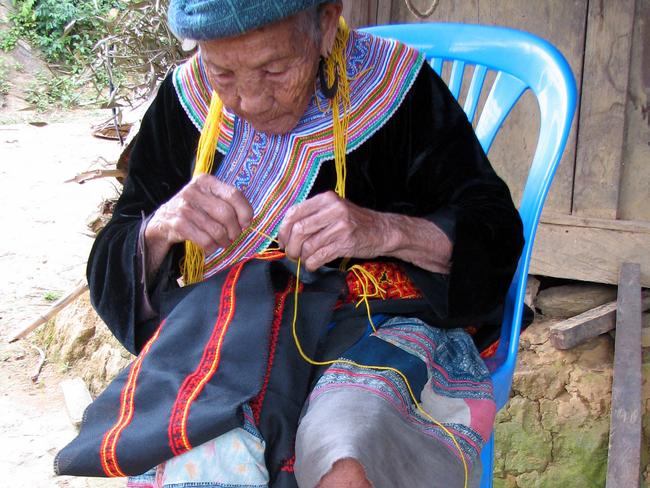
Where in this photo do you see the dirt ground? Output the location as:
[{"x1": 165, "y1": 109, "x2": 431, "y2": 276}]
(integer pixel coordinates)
[{"x1": 0, "y1": 117, "x2": 126, "y2": 487}]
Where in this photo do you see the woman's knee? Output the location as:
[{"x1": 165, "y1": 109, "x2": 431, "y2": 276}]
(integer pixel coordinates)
[{"x1": 316, "y1": 458, "x2": 372, "y2": 488}]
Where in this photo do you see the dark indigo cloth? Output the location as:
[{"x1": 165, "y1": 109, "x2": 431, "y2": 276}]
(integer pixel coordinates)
[
  {"x1": 168, "y1": 0, "x2": 327, "y2": 41},
  {"x1": 56, "y1": 258, "x2": 346, "y2": 481},
  {"x1": 87, "y1": 63, "x2": 524, "y2": 357}
]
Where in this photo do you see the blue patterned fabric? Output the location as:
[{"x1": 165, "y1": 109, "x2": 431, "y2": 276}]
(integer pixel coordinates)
[{"x1": 168, "y1": 0, "x2": 327, "y2": 40}]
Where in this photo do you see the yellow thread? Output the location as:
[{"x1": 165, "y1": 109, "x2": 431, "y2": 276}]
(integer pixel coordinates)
[
  {"x1": 347, "y1": 264, "x2": 388, "y2": 333},
  {"x1": 291, "y1": 259, "x2": 469, "y2": 488},
  {"x1": 325, "y1": 18, "x2": 351, "y2": 199},
  {"x1": 182, "y1": 92, "x2": 224, "y2": 284}
]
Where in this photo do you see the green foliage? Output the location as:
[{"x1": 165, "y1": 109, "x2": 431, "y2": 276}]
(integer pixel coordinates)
[
  {"x1": 0, "y1": 0, "x2": 38, "y2": 52},
  {"x1": 26, "y1": 71, "x2": 80, "y2": 111},
  {"x1": 2, "y1": 0, "x2": 183, "y2": 110},
  {"x1": 43, "y1": 290, "x2": 62, "y2": 302},
  {"x1": 1, "y1": 0, "x2": 124, "y2": 69}
]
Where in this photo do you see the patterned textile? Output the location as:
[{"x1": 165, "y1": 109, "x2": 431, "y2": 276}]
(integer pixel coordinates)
[
  {"x1": 295, "y1": 317, "x2": 496, "y2": 488},
  {"x1": 343, "y1": 261, "x2": 423, "y2": 304},
  {"x1": 168, "y1": 0, "x2": 326, "y2": 41},
  {"x1": 127, "y1": 405, "x2": 269, "y2": 488},
  {"x1": 172, "y1": 30, "x2": 425, "y2": 279}
]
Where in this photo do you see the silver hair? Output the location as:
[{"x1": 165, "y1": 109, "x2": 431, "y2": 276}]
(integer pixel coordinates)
[{"x1": 295, "y1": 1, "x2": 341, "y2": 44}]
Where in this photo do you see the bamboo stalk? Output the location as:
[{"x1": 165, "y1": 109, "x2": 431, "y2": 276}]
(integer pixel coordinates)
[{"x1": 8, "y1": 281, "x2": 89, "y2": 343}]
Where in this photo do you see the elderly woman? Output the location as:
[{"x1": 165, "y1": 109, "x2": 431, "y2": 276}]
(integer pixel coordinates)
[{"x1": 56, "y1": 1, "x2": 523, "y2": 487}]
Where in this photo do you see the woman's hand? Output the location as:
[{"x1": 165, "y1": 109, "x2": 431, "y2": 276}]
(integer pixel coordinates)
[
  {"x1": 278, "y1": 191, "x2": 452, "y2": 273},
  {"x1": 144, "y1": 174, "x2": 253, "y2": 276}
]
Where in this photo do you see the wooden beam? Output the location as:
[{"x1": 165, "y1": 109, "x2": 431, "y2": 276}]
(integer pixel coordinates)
[
  {"x1": 530, "y1": 220, "x2": 650, "y2": 287},
  {"x1": 549, "y1": 292, "x2": 650, "y2": 350},
  {"x1": 606, "y1": 263, "x2": 642, "y2": 488},
  {"x1": 573, "y1": 0, "x2": 636, "y2": 219}
]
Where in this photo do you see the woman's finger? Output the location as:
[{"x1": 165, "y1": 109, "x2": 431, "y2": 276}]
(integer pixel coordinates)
[{"x1": 198, "y1": 174, "x2": 253, "y2": 229}]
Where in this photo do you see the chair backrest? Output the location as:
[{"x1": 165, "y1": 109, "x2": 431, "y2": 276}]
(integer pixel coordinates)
[{"x1": 362, "y1": 23, "x2": 577, "y2": 409}]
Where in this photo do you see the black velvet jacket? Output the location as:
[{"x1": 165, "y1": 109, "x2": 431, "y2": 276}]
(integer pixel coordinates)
[{"x1": 87, "y1": 62, "x2": 524, "y2": 355}]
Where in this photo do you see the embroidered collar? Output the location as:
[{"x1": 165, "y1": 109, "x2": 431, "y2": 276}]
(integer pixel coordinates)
[{"x1": 172, "y1": 30, "x2": 424, "y2": 278}]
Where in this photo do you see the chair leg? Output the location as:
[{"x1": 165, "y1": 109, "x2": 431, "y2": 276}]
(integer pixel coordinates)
[{"x1": 479, "y1": 433, "x2": 495, "y2": 488}]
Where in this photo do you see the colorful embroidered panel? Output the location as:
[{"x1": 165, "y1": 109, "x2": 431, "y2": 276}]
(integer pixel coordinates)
[{"x1": 172, "y1": 30, "x2": 425, "y2": 279}]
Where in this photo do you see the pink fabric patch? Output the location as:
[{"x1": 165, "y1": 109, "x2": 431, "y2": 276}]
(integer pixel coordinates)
[{"x1": 465, "y1": 398, "x2": 497, "y2": 442}]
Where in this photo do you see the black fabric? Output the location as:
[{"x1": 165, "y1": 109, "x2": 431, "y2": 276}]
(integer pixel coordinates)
[
  {"x1": 87, "y1": 63, "x2": 523, "y2": 356},
  {"x1": 56, "y1": 258, "x2": 347, "y2": 480}
]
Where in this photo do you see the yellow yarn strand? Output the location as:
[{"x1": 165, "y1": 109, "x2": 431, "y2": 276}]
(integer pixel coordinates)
[
  {"x1": 182, "y1": 92, "x2": 224, "y2": 285},
  {"x1": 326, "y1": 18, "x2": 351, "y2": 199}
]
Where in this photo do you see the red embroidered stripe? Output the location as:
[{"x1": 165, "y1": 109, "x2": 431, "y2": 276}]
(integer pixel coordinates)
[
  {"x1": 250, "y1": 281, "x2": 293, "y2": 424},
  {"x1": 168, "y1": 261, "x2": 245, "y2": 456},
  {"x1": 100, "y1": 320, "x2": 166, "y2": 477}
]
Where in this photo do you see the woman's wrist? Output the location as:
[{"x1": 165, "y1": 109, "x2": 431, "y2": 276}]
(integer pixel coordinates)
[{"x1": 380, "y1": 213, "x2": 452, "y2": 274}]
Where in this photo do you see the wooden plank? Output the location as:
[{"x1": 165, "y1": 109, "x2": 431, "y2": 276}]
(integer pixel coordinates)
[
  {"x1": 618, "y1": 0, "x2": 650, "y2": 222},
  {"x1": 530, "y1": 221, "x2": 650, "y2": 287},
  {"x1": 605, "y1": 263, "x2": 642, "y2": 488},
  {"x1": 549, "y1": 292, "x2": 650, "y2": 350},
  {"x1": 573, "y1": 0, "x2": 636, "y2": 219}
]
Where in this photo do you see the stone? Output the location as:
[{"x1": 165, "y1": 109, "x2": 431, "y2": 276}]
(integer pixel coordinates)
[
  {"x1": 506, "y1": 397, "x2": 541, "y2": 432},
  {"x1": 516, "y1": 470, "x2": 540, "y2": 487},
  {"x1": 567, "y1": 367, "x2": 612, "y2": 418},
  {"x1": 492, "y1": 475, "x2": 517, "y2": 488},
  {"x1": 495, "y1": 399, "x2": 553, "y2": 478},
  {"x1": 539, "y1": 399, "x2": 558, "y2": 432},
  {"x1": 495, "y1": 420, "x2": 552, "y2": 475},
  {"x1": 47, "y1": 292, "x2": 132, "y2": 395},
  {"x1": 60, "y1": 377, "x2": 92, "y2": 428},
  {"x1": 536, "y1": 284, "x2": 617, "y2": 319},
  {"x1": 519, "y1": 318, "x2": 551, "y2": 348},
  {"x1": 511, "y1": 358, "x2": 569, "y2": 401},
  {"x1": 574, "y1": 335, "x2": 613, "y2": 369},
  {"x1": 556, "y1": 392, "x2": 591, "y2": 427},
  {"x1": 547, "y1": 420, "x2": 610, "y2": 487},
  {"x1": 525, "y1": 275, "x2": 541, "y2": 308}
]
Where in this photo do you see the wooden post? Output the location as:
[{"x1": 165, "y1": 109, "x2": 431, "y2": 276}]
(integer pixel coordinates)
[{"x1": 605, "y1": 263, "x2": 642, "y2": 488}]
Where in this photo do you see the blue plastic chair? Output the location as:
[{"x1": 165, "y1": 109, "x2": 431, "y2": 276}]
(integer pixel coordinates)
[{"x1": 362, "y1": 23, "x2": 577, "y2": 487}]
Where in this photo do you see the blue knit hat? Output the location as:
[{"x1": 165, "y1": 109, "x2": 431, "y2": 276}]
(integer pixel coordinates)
[{"x1": 168, "y1": 0, "x2": 329, "y2": 41}]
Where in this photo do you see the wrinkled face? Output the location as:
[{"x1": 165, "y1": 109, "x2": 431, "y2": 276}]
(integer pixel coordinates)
[{"x1": 199, "y1": 13, "x2": 322, "y2": 135}]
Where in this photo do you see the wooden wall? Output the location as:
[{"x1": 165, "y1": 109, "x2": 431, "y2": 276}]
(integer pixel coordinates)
[{"x1": 343, "y1": 0, "x2": 650, "y2": 287}]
